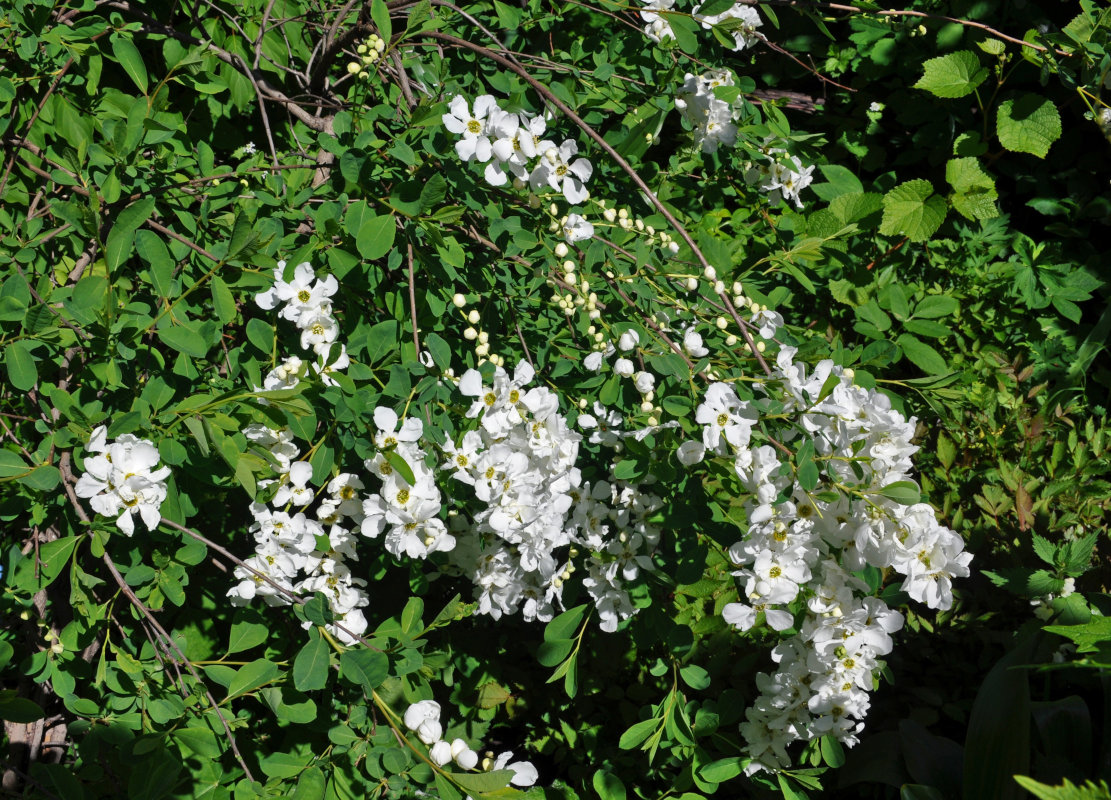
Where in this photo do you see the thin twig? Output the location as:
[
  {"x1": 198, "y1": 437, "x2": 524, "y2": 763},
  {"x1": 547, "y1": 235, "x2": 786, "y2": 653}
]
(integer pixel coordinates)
[{"x1": 407, "y1": 242, "x2": 420, "y2": 354}]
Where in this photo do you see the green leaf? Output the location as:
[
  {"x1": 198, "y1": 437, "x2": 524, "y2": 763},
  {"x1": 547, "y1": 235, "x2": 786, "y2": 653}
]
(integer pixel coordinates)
[
  {"x1": 618, "y1": 718, "x2": 660, "y2": 750},
  {"x1": 698, "y1": 757, "x2": 744, "y2": 783},
  {"x1": 996, "y1": 93, "x2": 1062, "y2": 158},
  {"x1": 292, "y1": 635, "x2": 330, "y2": 692},
  {"x1": 820, "y1": 734, "x2": 845, "y2": 767},
  {"x1": 112, "y1": 36, "x2": 149, "y2": 93},
  {"x1": 246, "y1": 318, "x2": 274, "y2": 354},
  {"x1": 593, "y1": 770, "x2": 627, "y2": 800},
  {"x1": 226, "y1": 659, "x2": 280, "y2": 700},
  {"x1": 880, "y1": 180, "x2": 947, "y2": 242},
  {"x1": 0, "y1": 693, "x2": 45, "y2": 723},
  {"x1": 106, "y1": 197, "x2": 156, "y2": 270},
  {"x1": 371, "y1": 0, "x2": 392, "y2": 42},
  {"x1": 912, "y1": 295, "x2": 959, "y2": 319},
  {"x1": 945, "y1": 157, "x2": 999, "y2": 220},
  {"x1": 384, "y1": 449, "x2": 415, "y2": 485},
  {"x1": 5, "y1": 341, "x2": 37, "y2": 391},
  {"x1": 449, "y1": 770, "x2": 517, "y2": 796},
  {"x1": 260, "y1": 751, "x2": 310, "y2": 779},
  {"x1": 913, "y1": 50, "x2": 987, "y2": 98},
  {"x1": 356, "y1": 214, "x2": 396, "y2": 260},
  {"x1": 157, "y1": 322, "x2": 209, "y2": 358},
  {"x1": 339, "y1": 648, "x2": 388, "y2": 690},
  {"x1": 536, "y1": 639, "x2": 574, "y2": 668},
  {"x1": 135, "y1": 230, "x2": 177, "y2": 296},
  {"x1": 898, "y1": 333, "x2": 949, "y2": 375},
  {"x1": 877, "y1": 481, "x2": 921, "y2": 505},
  {"x1": 545, "y1": 604, "x2": 588, "y2": 641},
  {"x1": 211, "y1": 275, "x2": 236, "y2": 323},
  {"x1": 1013, "y1": 776, "x2": 1111, "y2": 800},
  {"x1": 1046, "y1": 616, "x2": 1111, "y2": 654}
]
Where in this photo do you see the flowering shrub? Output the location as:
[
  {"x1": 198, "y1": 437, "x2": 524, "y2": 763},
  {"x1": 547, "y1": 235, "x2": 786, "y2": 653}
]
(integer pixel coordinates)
[{"x1": 1, "y1": 1, "x2": 1109, "y2": 799}]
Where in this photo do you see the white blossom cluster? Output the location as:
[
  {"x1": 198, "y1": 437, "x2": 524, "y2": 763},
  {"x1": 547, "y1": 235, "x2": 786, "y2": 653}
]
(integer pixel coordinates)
[
  {"x1": 692, "y1": 1, "x2": 763, "y2": 51},
  {"x1": 404, "y1": 700, "x2": 538, "y2": 787},
  {"x1": 674, "y1": 71, "x2": 815, "y2": 207},
  {"x1": 441, "y1": 361, "x2": 661, "y2": 632},
  {"x1": 637, "y1": 1, "x2": 763, "y2": 51},
  {"x1": 675, "y1": 70, "x2": 741, "y2": 154},
  {"x1": 76, "y1": 426, "x2": 171, "y2": 535},
  {"x1": 226, "y1": 424, "x2": 372, "y2": 645},
  {"x1": 682, "y1": 346, "x2": 971, "y2": 771},
  {"x1": 442, "y1": 95, "x2": 592, "y2": 205},
  {"x1": 255, "y1": 260, "x2": 349, "y2": 387},
  {"x1": 744, "y1": 139, "x2": 817, "y2": 210}
]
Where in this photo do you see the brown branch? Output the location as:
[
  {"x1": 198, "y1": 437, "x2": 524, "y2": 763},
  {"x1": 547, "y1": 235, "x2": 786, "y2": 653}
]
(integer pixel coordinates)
[{"x1": 407, "y1": 242, "x2": 420, "y2": 354}]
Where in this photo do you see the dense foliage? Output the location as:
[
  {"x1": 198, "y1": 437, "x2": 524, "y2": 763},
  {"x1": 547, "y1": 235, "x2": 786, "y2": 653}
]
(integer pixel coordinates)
[{"x1": 1, "y1": 1, "x2": 1110, "y2": 799}]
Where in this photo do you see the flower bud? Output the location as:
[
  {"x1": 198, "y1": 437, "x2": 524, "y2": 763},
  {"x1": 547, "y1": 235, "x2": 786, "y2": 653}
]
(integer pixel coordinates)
[
  {"x1": 554, "y1": 242, "x2": 569, "y2": 258},
  {"x1": 452, "y1": 293, "x2": 467, "y2": 308},
  {"x1": 464, "y1": 327, "x2": 477, "y2": 340},
  {"x1": 468, "y1": 309, "x2": 480, "y2": 324},
  {"x1": 703, "y1": 265, "x2": 716, "y2": 281}
]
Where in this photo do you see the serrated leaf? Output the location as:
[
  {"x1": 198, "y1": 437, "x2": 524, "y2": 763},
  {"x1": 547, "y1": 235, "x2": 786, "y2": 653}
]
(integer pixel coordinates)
[
  {"x1": 945, "y1": 157, "x2": 999, "y2": 220},
  {"x1": 1031, "y1": 534, "x2": 1057, "y2": 567},
  {"x1": 913, "y1": 50, "x2": 987, "y2": 98},
  {"x1": 997, "y1": 94, "x2": 1061, "y2": 158},
  {"x1": 880, "y1": 180, "x2": 946, "y2": 242}
]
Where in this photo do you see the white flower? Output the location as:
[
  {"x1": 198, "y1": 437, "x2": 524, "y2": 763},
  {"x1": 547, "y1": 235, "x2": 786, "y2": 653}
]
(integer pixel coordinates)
[
  {"x1": 614, "y1": 358, "x2": 635, "y2": 377},
  {"x1": 676, "y1": 440, "x2": 706, "y2": 466},
  {"x1": 75, "y1": 426, "x2": 171, "y2": 536},
  {"x1": 633, "y1": 370, "x2": 655, "y2": 394},
  {"x1": 561, "y1": 213, "x2": 594, "y2": 243},
  {"x1": 403, "y1": 700, "x2": 443, "y2": 744},
  {"x1": 442, "y1": 95, "x2": 500, "y2": 163},
  {"x1": 617, "y1": 329, "x2": 640, "y2": 352},
  {"x1": 682, "y1": 328, "x2": 709, "y2": 357},
  {"x1": 530, "y1": 140, "x2": 592, "y2": 205}
]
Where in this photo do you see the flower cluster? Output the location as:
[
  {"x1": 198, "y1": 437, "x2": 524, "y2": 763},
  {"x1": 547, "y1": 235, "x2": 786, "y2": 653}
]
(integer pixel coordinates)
[
  {"x1": 744, "y1": 140, "x2": 817, "y2": 209},
  {"x1": 675, "y1": 69, "x2": 742, "y2": 154},
  {"x1": 255, "y1": 260, "x2": 348, "y2": 387},
  {"x1": 75, "y1": 426, "x2": 171, "y2": 535},
  {"x1": 683, "y1": 346, "x2": 971, "y2": 770},
  {"x1": 442, "y1": 95, "x2": 592, "y2": 204},
  {"x1": 426, "y1": 358, "x2": 656, "y2": 630},
  {"x1": 693, "y1": 0, "x2": 763, "y2": 51},
  {"x1": 403, "y1": 700, "x2": 538, "y2": 787}
]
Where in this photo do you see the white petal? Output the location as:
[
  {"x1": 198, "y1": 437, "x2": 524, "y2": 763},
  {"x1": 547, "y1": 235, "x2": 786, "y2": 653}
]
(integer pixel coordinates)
[{"x1": 373, "y1": 406, "x2": 398, "y2": 433}]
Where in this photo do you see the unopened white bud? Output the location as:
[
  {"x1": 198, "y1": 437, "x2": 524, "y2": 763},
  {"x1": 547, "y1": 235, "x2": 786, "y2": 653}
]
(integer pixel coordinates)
[
  {"x1": 714, "y1": 280, "x2": 725, "y2": 294},
  {"x1": 756, "y1": 341, "x2": 766, "y2": 353},
  {"x1": 478, "y1": 331, "x2": 489, "y2": 344},
  {"x1": 725, "y1": 334, "x2": 737, "y2": 346},
  {"x1": 715, "y1": 317, "x2": 728, "y2": 330},
  {"x1": 464, "y1": 327, "x2": 477, "y2": 340},
  {"x1": 685, "y1": 277, "x2": 698, "y2": 291},
  {"x1": 603, "y1": 208, "x2": 617, "y2": 222},
  {"x1": 554, "y1": 242, "x2": 569, "y2": 257},
  {"x1": 467, "y1": 309, "x2": 480, "y2": 324},
  {"x1": 703, "y1": 265, "x2": 717, "y2": 280},
  {"x1": 452, "y1": 293, "x2": 467, "y2": 308}
]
